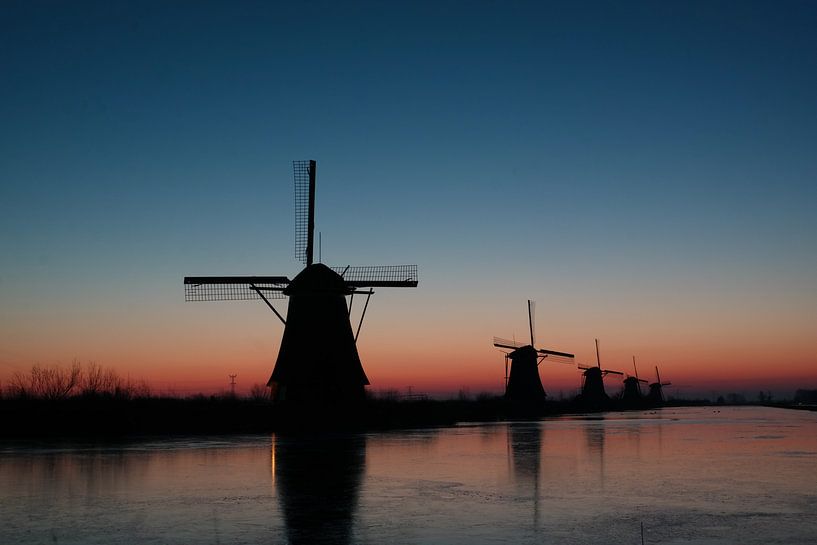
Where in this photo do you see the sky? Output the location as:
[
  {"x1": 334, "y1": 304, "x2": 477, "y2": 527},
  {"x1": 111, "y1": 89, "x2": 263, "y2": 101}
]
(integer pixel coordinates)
[{"x1": 1, "y1": 1, "x2": 816, "y2": 398}]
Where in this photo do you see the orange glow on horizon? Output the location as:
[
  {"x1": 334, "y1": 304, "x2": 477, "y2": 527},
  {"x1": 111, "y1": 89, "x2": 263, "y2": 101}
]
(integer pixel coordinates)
[{"x1": 2, "y1": 300, "x2": 815, "y2": 398}]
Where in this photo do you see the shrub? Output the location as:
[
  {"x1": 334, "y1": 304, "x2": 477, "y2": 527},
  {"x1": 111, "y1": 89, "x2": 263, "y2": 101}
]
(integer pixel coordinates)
[
  {"x1": 250, "y1": 383, "x2": 270, "y2": 401},
  {"x1": 6, "y1": 360, "x2": 151, "y2": 400}
]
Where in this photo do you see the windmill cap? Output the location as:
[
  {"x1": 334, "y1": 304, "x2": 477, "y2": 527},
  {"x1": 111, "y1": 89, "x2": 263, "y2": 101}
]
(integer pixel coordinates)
[
  {"x1": 507, "y1": 345, "x2": 537, "y2": 358},
  {"x1": 284, "y1": 263, "x2": 351, "y2": 295}
]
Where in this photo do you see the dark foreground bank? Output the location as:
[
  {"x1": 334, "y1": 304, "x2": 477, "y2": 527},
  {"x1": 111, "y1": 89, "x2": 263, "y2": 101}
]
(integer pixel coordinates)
[{"x1": 0, "y1": 394, "x2": 718, "y2": 438}]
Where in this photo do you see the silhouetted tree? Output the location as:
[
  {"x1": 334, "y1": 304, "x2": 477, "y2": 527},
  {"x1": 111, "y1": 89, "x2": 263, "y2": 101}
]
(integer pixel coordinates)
[
  {"x1": 250, "y1": 383, "x2": 270, "y2": 401},
  {"x1": 9, "y1": 360, "x2": 82, "y2": 400},
  {"x1": 6, "y1": 360, "x2": 150, "y2": 400},
  {"x1": 80, "y1": 361, "x2": 123, "y2": 397}
]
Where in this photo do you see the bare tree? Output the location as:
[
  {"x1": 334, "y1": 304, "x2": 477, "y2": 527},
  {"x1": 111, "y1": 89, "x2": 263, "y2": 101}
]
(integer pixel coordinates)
[
  {"x1": 250, "y1": 383, "x2": 270, "y2": 401},
  {"x1": 72, "y1": 361, "x2": 131, "y2": 397},
  {"x1": 7, "y1": 372, "x2": 30, "y2": 398},
  {"x1": 5, "y1": 360, "x2": 152, "y2": 400},
  {"x1": 81, "y1": 361, "x2": 104, "y2": 396},
  {"x1": 25, "y1": 360, "x2": 83, "y2": 400},
  {"x1": 129, "y1": 379, "x2": 152, "y2": 399}
]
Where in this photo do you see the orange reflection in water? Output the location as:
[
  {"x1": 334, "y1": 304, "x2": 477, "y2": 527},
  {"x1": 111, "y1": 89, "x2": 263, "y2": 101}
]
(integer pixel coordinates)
[{"x1": 1, "y1": 408, "x2": 816, "y2": 544}]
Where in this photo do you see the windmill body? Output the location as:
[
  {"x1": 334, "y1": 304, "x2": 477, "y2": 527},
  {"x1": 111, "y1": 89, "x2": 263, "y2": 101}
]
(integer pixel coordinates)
[
  {"x1": 504, "y1": 346, "x2": 547, "y2": 401},
  {"x1": 620, "y1": 356, "x2": 648, "y2": 407},
  {"x1": 621, "y1": 376, "x2": 646, "y2": 409},
  {"x1": 268, "y1": 263, "x2": 368, "y2": 402},
  {"x1": 646, "y1": 382, "x2": 663, "y2": 403},
  {"x1": 184, "y1": 160, "x2": 417, "y2": 405},
  {"x1": 580, "y1": 367, "x2": 609, "y2": 402},
  {"x1": 620, "y1": 376, "x2": 645, "y2": 402},
  {"x1": 576, "y1": 339, "x2": 622, "y2": 408},
  {"x1": 646, "y1": 366, "x2": 672, "y2": 405},
  {"x1": 494, "y1": 301, "x2": 574, "y2": 403}
]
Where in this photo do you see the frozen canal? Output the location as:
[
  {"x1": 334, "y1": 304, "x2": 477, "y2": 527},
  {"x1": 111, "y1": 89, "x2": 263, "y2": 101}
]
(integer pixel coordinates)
[{"x1": 1, "y1": 406, "x2": 816, "y2": 544}]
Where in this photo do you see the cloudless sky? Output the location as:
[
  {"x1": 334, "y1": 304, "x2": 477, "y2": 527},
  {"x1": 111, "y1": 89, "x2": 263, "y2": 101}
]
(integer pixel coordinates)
[{"x1": 1, "y1": 1, "x2": 816, "y2": 397}]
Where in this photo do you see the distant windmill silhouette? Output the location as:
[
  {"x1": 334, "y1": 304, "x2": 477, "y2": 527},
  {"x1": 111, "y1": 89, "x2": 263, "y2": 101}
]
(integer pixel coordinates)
[
  {"x1": 577, "y1": 339, "x2": 623, "y2": 407},
  {"x1": 493, "y1": 300, "x2": 574, "y2": 402},
  {"x1": 620, "y1": 356, "x2": 648, "y2": 406},
  {"x1": 646, "y1": 365, "x2": 672, "y2": 405},
  {"x1": 184, "y1": 160, "x2": 418, "y2": 404}
]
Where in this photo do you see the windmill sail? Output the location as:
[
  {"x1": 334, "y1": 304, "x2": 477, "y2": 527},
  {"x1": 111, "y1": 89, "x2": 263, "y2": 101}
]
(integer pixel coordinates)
[
  {"x1": 528, "y1": 300, "x2": 536, "y2": 346},
  {"x1": 331, "y1": 265, "x2": 418, "y2": 287},
  {"x1": 293, "y1": 160, "x2": 316, "y2": 266},
  {"x1": 184, "y1": 276, "x2": 290, "y2": 301},
  {"x1": 183, "y1": 265, "x2": 418, "y2": 302},
  {"x1": 493, "y1": 337, "x2": 527, "y2": 350},
  {"x1": 536, "y1": 348, "x2": 574, "y2": 361}
]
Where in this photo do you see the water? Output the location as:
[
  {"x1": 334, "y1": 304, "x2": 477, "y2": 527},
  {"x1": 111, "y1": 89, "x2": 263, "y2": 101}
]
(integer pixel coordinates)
[{"x1": 1, "y1": 407, "x2": 815, "y2": 544}]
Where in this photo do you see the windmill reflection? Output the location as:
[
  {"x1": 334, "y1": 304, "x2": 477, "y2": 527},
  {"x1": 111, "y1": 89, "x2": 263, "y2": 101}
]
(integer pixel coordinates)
[
  {"x1": 583, "y1": 419, "x2": 607, "y2": 488},
  {"x1": 272, "y1": 433, "x2": 366, "y2": 545},
  {"x1": 507, "y1": 423, "x2": 543, "y2": 528}
]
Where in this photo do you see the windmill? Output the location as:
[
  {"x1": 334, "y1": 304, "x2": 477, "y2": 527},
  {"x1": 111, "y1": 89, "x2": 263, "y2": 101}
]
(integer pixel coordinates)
[
  {"x1": 493, "y1": 300, "x2": 574, "y2": 402},
  {"x1": 576, "y1": 339, "x2": 623, "y2": 407},
  {"x1": 620, "y1": 355, "x2": 648, "y2": 406},
  {"x1": 184, "y1": 160, "x2": 418, "y2": 404},
  {"x1": 646, "y1": 365, "x2": 672, "y2": 405}
]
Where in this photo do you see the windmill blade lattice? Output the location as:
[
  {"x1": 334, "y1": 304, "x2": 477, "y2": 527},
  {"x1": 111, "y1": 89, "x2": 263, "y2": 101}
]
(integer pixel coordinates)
[
  {"x1": 493, "y1": 337, "x2": 527, "y2": 350},
  {"x1": 293, "y1": 160, "x2": 314, "y2": 264},
  {"x1": 331, "y1": 265, "x2": 418, "y2": 287},
  {"x1": 184, "y1": 276, "x2": 289, "y2": 301},
  {"x1": 537, "y1": 351, "x2": 575, "y2": 364}
]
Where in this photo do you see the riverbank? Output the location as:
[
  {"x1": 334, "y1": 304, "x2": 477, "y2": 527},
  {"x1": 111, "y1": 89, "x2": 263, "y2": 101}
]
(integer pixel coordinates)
[{"x1": 0, "y1": 394, "x2": 717, "y2": 438}]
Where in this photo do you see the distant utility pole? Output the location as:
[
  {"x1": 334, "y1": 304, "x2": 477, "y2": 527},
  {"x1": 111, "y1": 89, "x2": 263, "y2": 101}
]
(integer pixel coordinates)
[{"x1": 228, "y1": 374, "x2": 237, "y2": 397}]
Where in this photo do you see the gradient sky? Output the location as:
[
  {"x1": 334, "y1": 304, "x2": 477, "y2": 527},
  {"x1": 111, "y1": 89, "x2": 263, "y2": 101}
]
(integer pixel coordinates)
[{"x1": 1, "y1": 1, "x2": 816, "y2": 397}]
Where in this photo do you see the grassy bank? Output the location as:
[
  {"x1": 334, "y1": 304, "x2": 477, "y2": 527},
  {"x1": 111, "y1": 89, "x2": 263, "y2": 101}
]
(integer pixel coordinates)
[
  {"x1": 0, "y1": 361, "x2": 730, "y2": 438},
  {"x1": 0, "y1": 394, "x2": 568, "y2": 437},
  {"x1": 0, "y1": 394, "x2": 721, "y2": 438}
]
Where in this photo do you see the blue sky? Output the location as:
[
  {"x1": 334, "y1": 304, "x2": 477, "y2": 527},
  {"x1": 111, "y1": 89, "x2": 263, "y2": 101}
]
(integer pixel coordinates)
[{"x1": 1, "y1": 1, "x2": 816, "y2": 394}]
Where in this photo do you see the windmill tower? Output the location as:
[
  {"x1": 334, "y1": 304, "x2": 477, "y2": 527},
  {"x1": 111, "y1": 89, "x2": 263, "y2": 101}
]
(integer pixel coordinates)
[
  {"x1": 184, "y1": 160, "x2": 418, "y2": 404},
  {"x1": 493, "y1": 300, "x2": 574, "y2": 402},
  {"x1": 646, "y1": 365, "x2": 672, "y2": 405},
  {"x1": 577, "y1": 339, "x2": 622, "y2": 407},
  {"x1": 620, "y1": 356, "x2": 648, "y2": 406}
]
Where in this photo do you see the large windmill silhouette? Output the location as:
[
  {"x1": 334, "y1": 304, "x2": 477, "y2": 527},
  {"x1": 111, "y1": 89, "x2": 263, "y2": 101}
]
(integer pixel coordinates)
[
  {"x1": 493, "y1": 300, "x2": 574, "y2": 402},
  {"x1": 184, "y1": 160, "x2": 418, "y2": 404}
]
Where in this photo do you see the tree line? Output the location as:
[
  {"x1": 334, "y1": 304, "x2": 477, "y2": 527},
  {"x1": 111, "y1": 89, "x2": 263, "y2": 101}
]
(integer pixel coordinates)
[{"x1": 2, "y1": 360, "x2": 151, "y2": 400}]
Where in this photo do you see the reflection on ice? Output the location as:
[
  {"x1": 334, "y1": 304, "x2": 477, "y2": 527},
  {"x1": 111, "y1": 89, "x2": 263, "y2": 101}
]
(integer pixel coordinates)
[
  {"x1": 273, "y1": 434, "x2": 366, "y2": 545},
  {"x1": 507, "y1": 423, "x2": 543, "y2": 528},
  {"x1": 0, "y1": 407, "x2": 815, "y2": 544}
]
